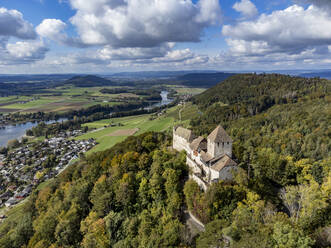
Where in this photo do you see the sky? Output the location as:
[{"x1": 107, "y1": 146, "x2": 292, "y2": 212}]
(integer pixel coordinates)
[{"x1": 0, "y1": 0, "x2": 331, "y2": 74}]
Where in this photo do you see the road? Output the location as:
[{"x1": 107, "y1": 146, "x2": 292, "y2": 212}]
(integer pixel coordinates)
[{"x1": 183, "y1": 210, "x2": 205, "y2": 242}]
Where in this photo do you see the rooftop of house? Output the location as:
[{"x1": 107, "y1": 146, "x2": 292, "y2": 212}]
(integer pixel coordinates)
[
  {"x1": 207, "y1": 125, "x2": 233, "y2": 143},
  {"x1": 174, "y1": 126, "x2": 195, "y2": 142},
  {"x1": 200, "y1": 150, "x2": 213, "y2": 162},
  {"x1": 189, "y1": 136, "x2": 207, "y2": 151},
  {"x1": 210, "y1": 154, "x2": 237, "y2": 172}
]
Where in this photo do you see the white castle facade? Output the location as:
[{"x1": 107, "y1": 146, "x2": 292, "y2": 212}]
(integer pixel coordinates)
[{"x1": 173, "y1": 125, "x2": 238, "y2": 191}]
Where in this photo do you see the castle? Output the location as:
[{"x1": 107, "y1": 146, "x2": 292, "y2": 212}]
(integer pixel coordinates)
[{"x1": 173, "y1": 125, "x2": 238, "y2": 191}]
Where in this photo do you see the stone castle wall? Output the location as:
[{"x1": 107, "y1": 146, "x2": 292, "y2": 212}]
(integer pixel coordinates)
[{"x1": 173, "y1": 133, "x2": 191, "y2": 153}]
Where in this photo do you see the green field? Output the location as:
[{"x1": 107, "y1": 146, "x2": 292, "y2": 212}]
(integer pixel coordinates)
[
  {"x1": 0, "y1": 83, "x2": 205, "y2": 114},
  {"x1": 0, "y1": 86, "x2": 126, "y2": 113},
  {"x1": 4, "y1": 97, "x2": 63, "y2": 109},
  {"x1": 76, "y1": 113, "x2": 176, "y2": 154},
  {"x1": 168, "y1": 85, "x2": 206, "y2": 95},
  {"x1": 166, "y1": 102, "x2": 200, "y2": 125}
]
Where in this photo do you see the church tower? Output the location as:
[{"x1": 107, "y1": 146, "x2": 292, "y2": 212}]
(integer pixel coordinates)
[{"x1": 207, "y1": 125, "x2": 233, "y2": 158}]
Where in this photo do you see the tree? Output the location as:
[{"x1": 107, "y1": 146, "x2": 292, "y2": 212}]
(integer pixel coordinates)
[
  {"x1": 81, "y1": 216, "x2": 110, "y2": 248},
  {"x1": 7, "y1": 139, "x2": 19, "y2": 149},
  {"x1": 279, "y1": 180, "x2": 329, "y2": 226},
  {"x1": 272, "y1": 222, "x2": 314, "y2": 248},
  {"x1": 196, "y1": 219, "x2": 229, "y2": 248},
  {"x1": 55, "y1": 203, "x2": 82, "y2": 246},
  {"x1": 184, "y1": 179, "x2": 201, "y2": 211}
]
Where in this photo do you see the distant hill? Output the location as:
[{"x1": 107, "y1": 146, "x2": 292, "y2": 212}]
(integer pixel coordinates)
[
  {"x1": 109, "y1": 70, "x2": 219, "y2": 79},
  {"x1": 65, "y1": 72, "x2": 234, "y2": 88},
  {"x1": 299, "y1": 71, "x2": 331, "y2": 79},
  {"x1": 176, "y1": 72, "x2": 235, "y2": 88},
  {"x1": 65, "y1": 75, "x2": 117, "y2": 87},
  {"x1": 0, "y1": 74, "x2": 75, "y2": 83}
]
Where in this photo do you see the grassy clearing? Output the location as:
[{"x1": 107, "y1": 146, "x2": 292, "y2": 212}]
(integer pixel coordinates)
[
  {"x1": 53, "y1": 86, "x2": 140, "y2": 99},
  {"x1": 0, "y1": 86, "x2": 135, "y2": 113},
  {"x1": 0, "y1": 96, "x2": 22, "y2": 104},
  {"x1": 166, "y1": 102, "x2": 200, "y2": 125},
  {"x1": 0, "y1": 85, "x2": 204, "y2": 113},
  {"x1": 4, "y1": 97, "x2": 64, "y2": 109},
  {"x1": 76, "y1": 114, "x2": 175, "y2": 154},
  {"x1": 0, "y1": 198, "x2": 28, "y2": 224},
  {"x1": 167, "y1": 85, "x2": 206, "y2": 95},
  {"x1": 76, "y1": 102, "x2": 201, "y2": 155}
]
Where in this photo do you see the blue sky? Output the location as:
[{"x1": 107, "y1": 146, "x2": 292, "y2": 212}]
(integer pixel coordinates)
[{"x1": 0, "y1": 0, "x2": 330, "y2": 73}]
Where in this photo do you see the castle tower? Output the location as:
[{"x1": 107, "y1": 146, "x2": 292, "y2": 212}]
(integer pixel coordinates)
[{"x1": 207, "y1": 125, "x2": 233, "y2": 158}]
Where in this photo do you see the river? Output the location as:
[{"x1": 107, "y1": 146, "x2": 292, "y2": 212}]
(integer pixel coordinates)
[
  {"x1": 0, "y1": 119, "x2": 67, "y2": 148},
  {"x1": 156, "y1": 90, "x2": 173, "y2": 107},
  {"x1": 145, "y1": 90, "x2": 173, "y2": 110},
  {"x1": 0, "y1": 91, "x2": 173, "y2": 147}
]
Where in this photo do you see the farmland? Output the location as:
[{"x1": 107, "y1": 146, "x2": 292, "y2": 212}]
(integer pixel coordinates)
[
  {"x1": 75, "y1": 113, "x2": 177, "y2": 154},
  {"x1": 0, "y1": 86, "x2": 129, "y2": 113},
  {"x1": 0, "y1": 81, "x2": 206, "y2": 114}
]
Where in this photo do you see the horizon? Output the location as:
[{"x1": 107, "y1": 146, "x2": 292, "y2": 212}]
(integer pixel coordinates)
[{"x1": 1, "y1": 68, "x2": 331, "y2": 76}]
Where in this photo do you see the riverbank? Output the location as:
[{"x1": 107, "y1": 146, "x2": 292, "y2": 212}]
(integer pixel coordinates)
[
  {"x1": 0, "y1": 119, "x2": 67, "y2": 148},
  {"x1": 0, "y1": 91, "x2": 174, "y2": 148}
]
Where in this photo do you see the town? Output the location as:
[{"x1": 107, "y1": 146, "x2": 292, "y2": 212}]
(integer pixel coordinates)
[{"x1": 0, "y1": 132, "x2": 96, "y2": 209}]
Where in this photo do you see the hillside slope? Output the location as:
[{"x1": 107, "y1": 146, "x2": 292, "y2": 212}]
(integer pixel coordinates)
[
  {"x1": 188, "y1": 74, "x2": 331, "y2": 247},
  {"x1": 176, "y1": 72, "x2": 234, "y2": 88},
  {"x1": 65, "y1": 75, "x2": 117, "y2": 87},
  {"x1": 0, "y1": 133, "x2": 188, "y2": 248},
  {"x1": 192, "y1": 73, "x2": 330, "y2": 132}
]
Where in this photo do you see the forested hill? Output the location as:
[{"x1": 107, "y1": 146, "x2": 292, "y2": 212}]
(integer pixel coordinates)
[
  {"x1": 187, "y1": 74, "x2": 330, "y2": 247},
  {"x1": 65, "y1": 75, "x2": 117, "y2": 87},
  {"x1": 0, "y1": 133, "x2": 189, "y2": 247},
  {"x1": 192, "y1": 73, "x2": 329, "y2": 133},
  {"x1": 176, "y1": 72, "x2": 234, "y2": 88},
  {"x1": 194, "y1": 73, "x2": 328, "y2": 110}
]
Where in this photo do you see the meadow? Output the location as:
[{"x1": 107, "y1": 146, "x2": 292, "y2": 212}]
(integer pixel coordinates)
[
  {"x1": 74, "y1": 101, "x2": 203, "y2": 154},
  {"x1": 76, "y1": 113, "x2": 176, "y2": 154},
  {"x1": 0, "y1": 81, "x2": 206, "y2": 114},
  {"x1": 170, "y1": 86, "x2": 206, "y2": 95},
  {"x1": 0, "y1": 86, "x2": 129, "y2": 113}
]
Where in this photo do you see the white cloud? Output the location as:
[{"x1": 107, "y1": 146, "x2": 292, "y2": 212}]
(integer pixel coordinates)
[
  {"x1": 0, "y1": 7, "x2": 36, "y2": 39},
  {"x1": 36, "y1": 18, "x2": 85, "y2": 47},
  {"x1": 226, "y1": 39, "x2": 272, "y2": 55},
  {"x1": 36, "y1": 19, "x2": 67, "y2": 41},
  {"x1": 295, "y1": 0, "x2": 331, "y2": 11},
  {"x1": 196, "y1": 0, "x2": 222, "y2": 24},
  {"x1": 98, "y1": 43, "x2": 174, "y2": 60},
  {"x1": 0, "y1": 41, "x2": 48, "y2": 65},
  {"x1": 152, "y1": 49, "x2": 195, "y2": 63},
  {"x1": 68, "y1": 0, "x2": 221, "y2": 48},
  {"x1": 223, "y1": 5, "x2": 331, "y2": 56},
  {"x1": 233, "y1": 0, "x2": 258, "y2": 18},
  {"x1": 0, "y1": 8, "x2": 51, "y2": 65},
  {"x1": 44, "y1": 45, "x2": 207, "y2": 70},
  {"x1": 115, "y1": 48, "x2": 195, "y2": 65}
]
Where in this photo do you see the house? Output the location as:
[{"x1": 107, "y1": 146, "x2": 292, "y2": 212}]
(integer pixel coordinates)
[
  {"x1": 0, "y1": 191, "x2": 13, "y2": 204},
  {"x1": 173, "y1": 125, "x2": 238, "y2": 191},
  {"x1": 5, "y1": 197, "x2": 19, "y2": 207}
]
